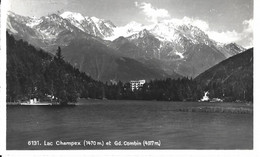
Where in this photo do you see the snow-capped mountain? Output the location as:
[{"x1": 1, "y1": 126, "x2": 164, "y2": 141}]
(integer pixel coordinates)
[
  {"x1": 105, "y1": 21, "x2": 146, "y2": 40},
  {"x1": 111, "y1": 20, "x2": 244, "y2": 60},
  {"x1": 7, "y1": 11, "x2": 108, "y2": 52},
  {"x1": 108, "y1": 20, "x2": 214, "y2": 45},
  {"x1": 112, "y1": 22, "x2": 220, "y2": 61},
  {"x1": 60, "y1": 11, "x2": 115, "y2": 39},
  {"x1": 6, "y1": 11, "x2": 172, "y2": 82},
  {"x1": 127, "y1": 29, "x2": 161, "y2": 59},
  {"x1": 109, "y1": 22, "x2": 245, "y2": 77},
  {"x1": 7, "y1": 11, "x2": 244, "y2": 57},
  {"x1": 6, "y1": 11, "x2": 246, "y2": 78},
  {"x1": 149, "y1": 21, "x2": 213, "y2": 44}
]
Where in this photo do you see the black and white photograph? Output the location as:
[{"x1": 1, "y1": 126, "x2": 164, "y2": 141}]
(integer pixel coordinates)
[{"x1": 3, "y1": 0, "x2": 256, "y2": 153}]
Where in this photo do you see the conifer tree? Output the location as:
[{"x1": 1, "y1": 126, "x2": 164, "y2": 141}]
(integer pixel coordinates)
[{"x1": 55, "y1": 46, "x2": 64, "y2": 62}]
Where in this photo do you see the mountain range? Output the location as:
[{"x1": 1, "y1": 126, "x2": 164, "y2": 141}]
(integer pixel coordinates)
[{"x1": 7, "y1": 11, "x2": 246, "y2": 81}]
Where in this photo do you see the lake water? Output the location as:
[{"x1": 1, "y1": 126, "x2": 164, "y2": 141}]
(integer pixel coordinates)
[{"x1": 7, "y1": 101, "x2": 253, "y2": 150}]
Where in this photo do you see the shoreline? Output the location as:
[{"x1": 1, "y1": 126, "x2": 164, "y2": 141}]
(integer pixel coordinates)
[
  {"x1": 76, "y1": 99, "x2": 253, "y2": 114},
  {"x1": 6, "y1": 102, "x2": 75, "y2": 106},
  {"x1": 7, "y1": 99, "x2": 253, "y2": 114}
]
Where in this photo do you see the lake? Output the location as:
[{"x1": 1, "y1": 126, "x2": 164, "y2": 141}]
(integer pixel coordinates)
[{"x1": 7, "y1": 100, "x2": 253, "y2": 149}]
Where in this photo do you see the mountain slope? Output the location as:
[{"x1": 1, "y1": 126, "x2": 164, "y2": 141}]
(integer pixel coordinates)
[
  {"x1": 62, "y1": 38, "x2": 170, "y2": 82},
  {"x1": 175, "y1": 44, "x2": 226, "y2": 77},
  {"x1": 111, "y1": 29, "x2": 227, "y2": 77},
  {"x1": 195, "y1": 48, "x2": 253, "y2": 101},
  {"x1": 110, "y1": 36, "x2": 144, "y2": 59},
  {"x1": 110, "y1": 36, "x2": 182, "y2": 78}
]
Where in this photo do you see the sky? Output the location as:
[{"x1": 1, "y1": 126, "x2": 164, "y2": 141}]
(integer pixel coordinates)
[{"x1": 8, "y1": 0, "x2": 253, "y2": 48}]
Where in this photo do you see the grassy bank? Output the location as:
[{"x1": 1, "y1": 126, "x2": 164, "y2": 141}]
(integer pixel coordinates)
[
  {"x1": 171, "y1": 106, "x2": 252, "y2": 114},
  {"x1": 76, "y1": 99, "x2": 253, "y2": 114},
  {"x1": 6, "y1": 102, "x2": 20, "y2": 105}
]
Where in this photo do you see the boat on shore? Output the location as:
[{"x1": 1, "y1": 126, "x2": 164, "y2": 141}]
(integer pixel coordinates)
[{"x1": 20, "y1": 98, "x2": 52, "y2": 105}]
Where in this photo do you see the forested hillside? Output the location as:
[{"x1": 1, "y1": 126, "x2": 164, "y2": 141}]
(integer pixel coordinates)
[
  {"x1": 195, "y1": 48, "x2": 253, "y2": 101},
  {"x1": 7, "y1": 32, "x2": 104, "y2": 104}
]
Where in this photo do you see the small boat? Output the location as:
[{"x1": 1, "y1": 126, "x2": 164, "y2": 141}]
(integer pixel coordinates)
[{"x1": 20, "y1": 98, "x2": 52, "y2": 105}]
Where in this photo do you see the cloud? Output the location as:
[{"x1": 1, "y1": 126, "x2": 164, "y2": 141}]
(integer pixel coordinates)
[
  {"x1": 134, "y1": 2, "x2": 253, "y2": 47},
  {"x1": 172, "y1": 17, "x2": 252, "y2": 47},
  {"x1": 168, "y1": 17, "x2": 241, "y2": 44},
  {"x1": 241, "y1": 18, "x2": 253, "y2": 48},
  {"x1": 134, "y1": 2, "x2": 208, "y2": 30},
  {"x1": 207, "y1": 18, "x2": 253, "y2": 48},
  {"x1": 135, "y1": 2, "x2": 170, "y2": 23},
  {"x1": 207, "y1": 30, "x2": 241, "y2": 43},
  {"x1": 189, "y1": 19, "x2": 209, "y2": 32},
  {"x1": 243, "y1": 19, "x2": 253, "y2": 33},
  {"x1": 175, "y1": 17, "x2": 210, "y2": 31}
]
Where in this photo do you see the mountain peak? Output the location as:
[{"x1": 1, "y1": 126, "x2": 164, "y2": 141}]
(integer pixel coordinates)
[
  {"x1": 60, "y1": 11, "x2": 85, "y2": 22},
  {"x1": 225, "y1": 42, "x2": 244, "y2": 48},
  {"x1": 224, "y1": 42, "x2": 245, "y2": 53},
  {"x1": 127, "y1": 29, "x2": 155, "y2": 40},
  {"x1": 112, "y1": 36, "x2": 131, "y2": 46},
  {"x1": 44, "y1": 13, "x2": 62, "y2": 19},
  {"x1": 90, "y1": 16, "x2": 101, "y2": 23},
  {"x1": 104, "y1": 20, "x2": 116, "y2": 28},
  {"x1": 7, "y1": 11, "x2": 16, "y2": 16},
  {"x1": 139, "y1": 29, "x2": 150, "y2": 35}
]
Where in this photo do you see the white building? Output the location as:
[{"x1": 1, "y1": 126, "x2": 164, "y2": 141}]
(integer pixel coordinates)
[{"x1": 130, "y1": 80, "x2": 146, "y2": 91}]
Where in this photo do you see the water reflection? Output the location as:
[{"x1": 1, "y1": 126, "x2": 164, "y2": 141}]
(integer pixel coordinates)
[{"x1": 7, "y1": 102, "x2": 253, "y2": 149}]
